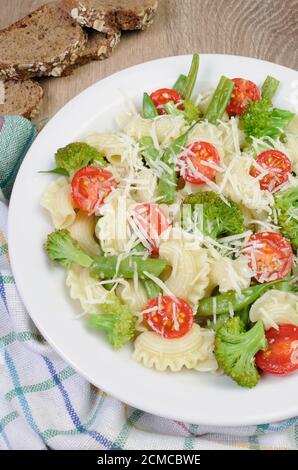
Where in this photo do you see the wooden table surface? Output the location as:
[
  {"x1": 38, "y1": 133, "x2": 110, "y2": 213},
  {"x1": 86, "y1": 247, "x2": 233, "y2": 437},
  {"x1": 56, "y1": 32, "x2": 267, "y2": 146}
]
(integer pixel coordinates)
[{"x1": 1, "y1": 0, "x2": 298, "y2": 120}]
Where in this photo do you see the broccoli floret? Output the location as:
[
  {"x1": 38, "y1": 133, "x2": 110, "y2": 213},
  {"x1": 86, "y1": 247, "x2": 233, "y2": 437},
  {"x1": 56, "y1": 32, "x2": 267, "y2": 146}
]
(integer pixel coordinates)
[
  {"x1": 44, "y1": 230, "x2": 93, "y2": 269},
  {"x1": 214, "y1": 317, "x2": 267, "y2": 388},
  {"x1": 55, "y1": 142, "x2": 106, "y2": 174},
  {"x1": 89, "y1": 301, "x2": 136, "y2": 350},
  {"x1": 183, "y1": 191, "x2": 245, "y2": 239},
  {"x1": 240, "y1": 98, "x2": 294, "y2": 141},
  {"x1": 274, "y1": 186, "x2": 298, "y2": 249}
]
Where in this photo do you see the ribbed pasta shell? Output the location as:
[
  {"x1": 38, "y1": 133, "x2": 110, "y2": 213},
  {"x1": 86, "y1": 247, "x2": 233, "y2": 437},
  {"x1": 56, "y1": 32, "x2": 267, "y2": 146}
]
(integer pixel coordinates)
[
  {"x1": 95, "y1": 189, "x2": 135, "y2": 255},
  {"x1": 66, "y1": 265, "x2": 108, "y2": 315},
  {"x1": 250, "y1": 290, "x2": 298, "y2": 330},
  {"x1": 209, "y1": 255, "x2": 252, "y2": 294},
  {"x1": 118, "y1": 112, "x2": 186, "y2": 146},
  {"x1": 41, "y1": 177, "x2": 75, "y2": 229},
  {"x1": 69, "y1": 211, "x2": 100, "y2": 257},
  {"x1": 159, "y1": 239, "x2": 210, "y2": 305},
  {"x1": 133, "y1": 324, "x2": 217, "y2": 372}
]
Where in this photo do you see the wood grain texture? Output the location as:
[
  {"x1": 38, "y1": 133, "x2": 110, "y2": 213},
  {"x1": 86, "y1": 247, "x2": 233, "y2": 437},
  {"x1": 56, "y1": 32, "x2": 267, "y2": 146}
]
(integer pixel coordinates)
[{"x1": 1, "y1": 0, "x2": 297, "y2": 120}]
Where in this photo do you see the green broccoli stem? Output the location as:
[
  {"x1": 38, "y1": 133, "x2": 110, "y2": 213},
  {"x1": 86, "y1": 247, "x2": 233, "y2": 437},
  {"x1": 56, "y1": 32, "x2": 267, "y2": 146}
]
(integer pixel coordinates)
[
  {"x1": 205, "y1": 76, "x2": 235, "y2": 124},
  {"x1": 197, "y1": 279, "x2": 286, "y2": 318},
  {"x1": 70, "y1": 250, "x2": 93, "y2": 268},
  {"x1": 90, "y1": 255, "x2": 168, "y2": 280},
  {"x1": 215, "y1": 318, "x2": 267, "y2": 388},
  {"x1": 241, "y1": 320, "x2": 266, "y2": 354},
  {"x1": 173, "y1": 74, "x2": 187, "y2": 97},
  {"x1": 261, "y1": 76, "x2": 280, "y2": 101},
  {"x1": 89, "y1": 307, "x2": 136, "y2": 350},
  {"x1": 44, "y1": 230, "x2": 94, "y2": 269},
  {"x1": 143, "y1": 93, "x2": 158, "y2": 119},
  {"x1": 220, "y1": 320, "x2": 265, "y2": 352},
  {"x1": 221, "y1": 321, "x2": 266, "y2": 387},
  {"x1": 89, "y1": 313, "x2": 117, "y2": 330}
]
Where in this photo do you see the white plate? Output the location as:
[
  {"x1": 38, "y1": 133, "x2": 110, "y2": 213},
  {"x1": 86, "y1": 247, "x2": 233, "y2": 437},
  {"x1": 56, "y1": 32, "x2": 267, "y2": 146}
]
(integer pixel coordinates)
[{"x1": 8, "y1": 55, "x2": 298, "y2": 427}]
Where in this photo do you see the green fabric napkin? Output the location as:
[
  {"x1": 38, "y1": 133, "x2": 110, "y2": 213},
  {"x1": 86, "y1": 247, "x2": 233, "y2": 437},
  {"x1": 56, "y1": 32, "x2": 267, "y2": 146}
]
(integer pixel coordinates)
[{"x1": 0, "y1": 115, "x2": 37, "y2": 201}]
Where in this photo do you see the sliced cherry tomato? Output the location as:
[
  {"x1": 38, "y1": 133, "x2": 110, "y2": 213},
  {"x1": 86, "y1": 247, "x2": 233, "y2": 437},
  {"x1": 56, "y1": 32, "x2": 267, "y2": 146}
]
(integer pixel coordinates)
[
  {"x1": 143, "y1": 295, "x2": 194, "y2": 339},
  {"x1": 250, "y1": 150, "x2": 292, "y2": 192},
  {"x1": 178, "y1": 141, "x2": 221, "y2": 184},
  {"x1": 71, "y1": 166, "x2": 117, "y2": 213},
  {"x1": 256, "y1": 324, "x2": 298, "y2": 375},
  {"x1": 244, "y1": 232, "x2": 293, "y2": 283},
  {"x1": 150, "y1": 88, "x2": 184, "y2": 115},
  {"x1": 226, "y1": 78, "x2": 261, "y2": 116},
  {"x1": 130, "y1": 203, "x2": 169, "y2": 255}
]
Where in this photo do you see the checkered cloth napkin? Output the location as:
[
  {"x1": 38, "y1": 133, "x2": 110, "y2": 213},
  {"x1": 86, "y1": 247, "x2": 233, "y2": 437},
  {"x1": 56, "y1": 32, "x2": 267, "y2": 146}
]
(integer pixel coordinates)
[{"x1": 0, "y1": 115, "x2": 297, "y2": 450}]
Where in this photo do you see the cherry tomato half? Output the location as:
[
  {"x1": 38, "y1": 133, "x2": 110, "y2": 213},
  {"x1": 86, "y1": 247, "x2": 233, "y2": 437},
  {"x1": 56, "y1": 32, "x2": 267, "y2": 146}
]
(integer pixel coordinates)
[
  {"x1": 250, "y1": 150, "x2": 292, "y2": 193},
  {"x1": 178, "y1": 141, "x2": 221, "y2": 184},
  {"x1": 143, "y1": 295, "x2": 194, "y2": 339},
  {"x1": 226, "y1": 78, "x2": 261, "y2": 116},
  {"x1": 256, "y1": 324, "x2": 298, "y2": 375},
  {"x1": 71, "y1": 166, "x2": 117, "y2": 213},
  {"x1": 130, "y1": 203, "x2": 169, "y2": 255},
  {"x1": 150, "y1": 88, "x2": 184, "y2": 115},
  {"x1": 244, "y1": 232, "x2": 293, "y2": 283}
]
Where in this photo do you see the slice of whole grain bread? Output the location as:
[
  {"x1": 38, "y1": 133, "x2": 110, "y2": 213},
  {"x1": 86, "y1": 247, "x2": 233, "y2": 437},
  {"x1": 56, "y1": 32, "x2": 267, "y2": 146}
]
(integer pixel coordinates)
[
  {"x1": 0, "y1": 2, "x2": 87, "y2": 80},
  {"x1": 63, "y1": 29, "x2": 121, "y2": 74},
  {"x1": 63, "y1": 0, "x2": 158, "y2": 33},
  {"x1": 0, "y1": 80, "x2": 43, "y2": 119}
]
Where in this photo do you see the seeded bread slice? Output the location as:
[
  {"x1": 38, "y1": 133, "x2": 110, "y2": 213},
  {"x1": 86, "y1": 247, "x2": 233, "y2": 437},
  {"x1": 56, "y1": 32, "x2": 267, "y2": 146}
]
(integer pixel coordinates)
[
  {"x1": 63, "y1": 29, "x2": 121, "y2": 74},
  {"x1": 0, "y1": 80, "x2": 43, "y2": 119},
  {"x1": 63, "y1": 0, "x2": 158, "y2": 33},
  {"x1": 0, "y1": 2, "x2": 87, "y2": 80}
]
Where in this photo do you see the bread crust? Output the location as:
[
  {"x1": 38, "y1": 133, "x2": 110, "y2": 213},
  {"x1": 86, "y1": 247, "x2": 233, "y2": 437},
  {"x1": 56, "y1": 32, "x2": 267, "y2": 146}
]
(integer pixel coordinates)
[
  {"x1": 0, "y1": 80, "x2": 43, "y2": 119},
  {"x1": 0, "y1": 3, "x2": 88, "y2": 80},
  {"x1": 63, "y1": 0, "x2": 158, "y2": 33},
  {"x1": 62, "y1": 29, "x2": 121, "y2": 75}
]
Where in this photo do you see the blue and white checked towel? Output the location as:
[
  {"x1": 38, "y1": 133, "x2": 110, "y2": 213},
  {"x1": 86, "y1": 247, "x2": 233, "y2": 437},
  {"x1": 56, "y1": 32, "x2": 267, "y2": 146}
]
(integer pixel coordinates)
[{"x1": 0, "y1": 115, "x2": 298, "y2": 450}]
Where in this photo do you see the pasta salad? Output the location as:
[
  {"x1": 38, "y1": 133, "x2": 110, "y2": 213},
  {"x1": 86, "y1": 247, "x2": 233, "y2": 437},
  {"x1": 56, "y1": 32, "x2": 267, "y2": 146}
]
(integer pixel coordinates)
[{"x1": 42, "y1": 54, "x2": 298, "y2": 388}]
